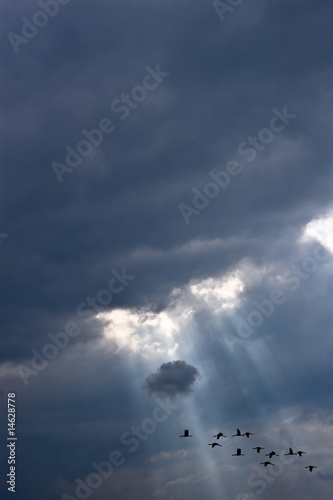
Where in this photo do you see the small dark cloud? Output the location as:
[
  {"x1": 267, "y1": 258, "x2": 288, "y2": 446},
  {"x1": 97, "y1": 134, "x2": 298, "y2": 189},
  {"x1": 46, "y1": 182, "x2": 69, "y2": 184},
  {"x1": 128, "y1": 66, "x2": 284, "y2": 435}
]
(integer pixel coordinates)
[{"x1": 144, "y1": 360, "x2": 201, "y2": 398}]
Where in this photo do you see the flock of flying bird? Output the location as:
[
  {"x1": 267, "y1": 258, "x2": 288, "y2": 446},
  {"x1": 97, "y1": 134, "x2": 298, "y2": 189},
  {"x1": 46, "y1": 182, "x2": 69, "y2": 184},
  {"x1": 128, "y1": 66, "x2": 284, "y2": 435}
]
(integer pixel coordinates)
[{"x1": 179, "y1": 428, "x2": 317, "y2": 471}]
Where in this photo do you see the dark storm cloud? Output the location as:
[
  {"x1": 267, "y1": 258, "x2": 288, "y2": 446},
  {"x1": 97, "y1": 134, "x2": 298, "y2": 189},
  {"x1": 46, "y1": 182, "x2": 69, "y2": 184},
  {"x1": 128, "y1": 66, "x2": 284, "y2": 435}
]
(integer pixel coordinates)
[
  {"x1": 2, "y1": 0, "x2": 333, "y2": 365},
  {"x1": 1, "y1": 1, "x2": 333, "y2": 499},
  {"x1": 1, "y1": 1, "x2": 332, "y2": 325},
  {"x1": 144, "y1": 360, "x2": 200, "y2": 398}
]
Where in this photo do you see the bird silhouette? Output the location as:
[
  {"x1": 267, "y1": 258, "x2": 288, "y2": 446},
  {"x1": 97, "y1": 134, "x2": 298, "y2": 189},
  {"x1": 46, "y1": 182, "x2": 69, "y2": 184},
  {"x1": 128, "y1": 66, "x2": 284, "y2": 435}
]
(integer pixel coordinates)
[
  {"x1": 179, "y1": 429, "x2": 192, "y2": 437},
  {"x1": 296, "y1": 450, "x2": 306, "y2": 456},
  {"x1": 208, "y1": 442, "x2": 222, "y2": 448},
  {"x1": 242, "y1": 432, "x2": 253, "y2": 438},
  {"x1": 232, "y1": 429, "x2": 243, "y2": 437},
  {"x1": 266, "y1": 451, "x2": 279, "y2": 458},
  {"x1": 305, "y1": 466, "x2": 317, "y2": 472},
  {"x1": 213, "y1": 432, "x2": 227, "y2": 439},
  {"x1": 253, "y1": 447, "x2": 264, "y2": 453},
  {"x1": 232, "y1": 448, "x2": 244, "y2": 456},
  {"x1": 284, "y1": 447, "x2": 296, "y2": 455},
  {"x1": 261, "y1": 461, "x2": 275, "y2": 467}
]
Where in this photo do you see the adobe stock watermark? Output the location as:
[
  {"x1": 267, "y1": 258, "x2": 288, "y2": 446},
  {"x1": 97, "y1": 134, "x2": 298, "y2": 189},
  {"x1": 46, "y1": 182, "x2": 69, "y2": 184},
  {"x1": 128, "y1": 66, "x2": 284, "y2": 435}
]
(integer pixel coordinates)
[
  {"x1": 51, "y1": 64, "x2": 169, "y2": 182},
  {"x1": 7, "y1": 0, "x2": 71, "y2": 54},
  {"x1": 178, "y1": 106, "x2": 297, "y2": 225},
  {"x1": 61, "y1": 397, "x2": 179, "y2": 500},
  {"x1": 236, "y1": 439, "x2": 297, "y2": 500},
  {"x1": 223, "y1": 244, "x2": 330, "y2": 353},
  {"x1": 213, "y1": 0, "x2": 244, "y2": 23},
  {"x1": 16, "y1": 267, "x2": 135, "y2": 385}
]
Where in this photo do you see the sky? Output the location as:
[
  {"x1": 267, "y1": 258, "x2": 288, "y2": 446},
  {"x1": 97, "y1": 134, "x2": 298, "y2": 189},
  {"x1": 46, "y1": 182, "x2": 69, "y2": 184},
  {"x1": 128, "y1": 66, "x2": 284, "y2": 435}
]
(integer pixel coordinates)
[{"x1": 1, "y1": 0, "x2": 333, "y2": 499}]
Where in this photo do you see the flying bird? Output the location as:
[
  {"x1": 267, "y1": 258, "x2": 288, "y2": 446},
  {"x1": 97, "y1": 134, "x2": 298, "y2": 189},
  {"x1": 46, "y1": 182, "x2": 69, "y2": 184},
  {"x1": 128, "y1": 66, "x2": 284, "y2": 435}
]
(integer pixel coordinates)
[
  {"x1": 305, "y1": 466, "x2": 317, "y2": 472},
  {"x1": 242, "y1": 432, "x2": 253, "y2": 438},
  {"x1": 232, "y1": 448, "x2": 244, "y2": 456},
  {"x1": 213, "y1": 432, "x2": 227, "y2": 439},
  {"x1": 253, "y1": 447, "x2": 264, "y2": 454},
  {"x1": 208, "y1": 442, "x2": 222, "y2": 448},
  {"x1": 266, "y1": 451, "x2": 279, "y2": 458},
  {"x1": 232, "y1": 429, "x2": 243, "y2": 437},
  {"x1": 284, "y1": 447, "x2": 296, "y2": 455},
  {"x1": 261, "y1": 461, "x2": 275, "y2": 467},
  {"x1": 296, "y1": 450, "x2": 306, "y2": 456},
  {"x1": 179, "y1": 430, "x2": 192, "y2": 437}
]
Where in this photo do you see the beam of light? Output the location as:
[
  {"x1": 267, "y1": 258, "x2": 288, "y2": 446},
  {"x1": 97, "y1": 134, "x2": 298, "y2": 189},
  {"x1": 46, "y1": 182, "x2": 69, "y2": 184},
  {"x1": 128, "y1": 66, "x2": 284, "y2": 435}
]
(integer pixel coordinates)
[
  {"x1": 97, "y1": 263, "x2": 253, "y2": 362},
  {"x1": 92, "y1": 249, "x2": 332, "y2": 497},
  {"x1": 60, "y1": 226, "x2": 333, "y2": 500},
  {"x1": 96, "y1": 307, "x2": 181, "y2": 409},
  {"x1": 95, "y1": 258, "x2": 286, "y2": 414},
  {"x1": 174, "y1": 396, "x2": 231, "y2": 499},
  {"x1": 92, "y1": 266, "x2": 265, "y2": 498}
]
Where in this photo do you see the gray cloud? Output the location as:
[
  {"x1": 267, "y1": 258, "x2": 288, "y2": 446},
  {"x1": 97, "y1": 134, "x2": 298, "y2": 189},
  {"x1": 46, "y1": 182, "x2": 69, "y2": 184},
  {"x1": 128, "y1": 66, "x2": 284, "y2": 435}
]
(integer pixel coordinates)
[
  {"x1": 318, "y1": 472, "x2": 333, "y2": 481},
  {"x1": 1, "y1": 1, "x2": 333, "y2": 499},
  {"x1": 144, "y1": 360, "x2": 200, "y2": 398}
]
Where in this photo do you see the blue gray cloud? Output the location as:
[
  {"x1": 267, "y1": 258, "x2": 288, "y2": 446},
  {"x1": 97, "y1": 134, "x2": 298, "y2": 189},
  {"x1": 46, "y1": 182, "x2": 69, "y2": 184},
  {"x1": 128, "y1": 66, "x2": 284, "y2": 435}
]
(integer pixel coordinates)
[
  {"x1": 144, "y1": 360, "x2": 201, "y2": 398},
  {"x1": 1, "y1": 1, "x2": 333, "y2": 499}
]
